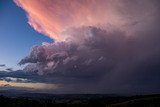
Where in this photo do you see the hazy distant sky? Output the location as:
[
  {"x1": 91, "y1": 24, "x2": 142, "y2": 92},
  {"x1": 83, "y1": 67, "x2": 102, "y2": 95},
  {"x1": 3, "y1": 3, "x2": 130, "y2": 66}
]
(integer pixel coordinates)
[{"x1": 1, "y1": 0, "x2": 160, "y2": 94}]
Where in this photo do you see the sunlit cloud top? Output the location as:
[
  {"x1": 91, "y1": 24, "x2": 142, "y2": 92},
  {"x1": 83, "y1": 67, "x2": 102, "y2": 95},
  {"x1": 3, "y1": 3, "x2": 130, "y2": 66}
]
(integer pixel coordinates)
[{"x1": 14, "y1": 0, "x2": 132, "y2": 41}]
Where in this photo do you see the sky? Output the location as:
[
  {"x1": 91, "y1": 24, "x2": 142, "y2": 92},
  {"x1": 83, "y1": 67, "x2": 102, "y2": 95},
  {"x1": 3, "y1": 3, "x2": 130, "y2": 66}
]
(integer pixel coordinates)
[
  {"x1": 0, "y1": 0, "x2": 52, "y2": 70},
  {"x1": 1, "y1": 0, "x2": 160, "y2": 94}
]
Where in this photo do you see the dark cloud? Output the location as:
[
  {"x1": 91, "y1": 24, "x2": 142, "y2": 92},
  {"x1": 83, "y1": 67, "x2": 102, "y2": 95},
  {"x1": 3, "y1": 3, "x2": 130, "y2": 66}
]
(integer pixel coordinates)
[
  {"x1": 0, "y1": 70, "x2": 48, "y2": 83},
  {"x1": 19, "y1": 24, "x2": 160, "y2": 94},
  {"x1": 5, "y1": 68, "x2": 13, "y2": 71},
  {"x1": 18, "y1": 0, "x2": 160, "y2": 94},
  {"x1": 19, "y1": 26, "x2": 126, "y2": 77},
  {"x1": 0, "y1": 64, "x2": 5, "y2": 67},
  {"x1": 0, "y1": 77, "x2": 32, "y2": 83}
]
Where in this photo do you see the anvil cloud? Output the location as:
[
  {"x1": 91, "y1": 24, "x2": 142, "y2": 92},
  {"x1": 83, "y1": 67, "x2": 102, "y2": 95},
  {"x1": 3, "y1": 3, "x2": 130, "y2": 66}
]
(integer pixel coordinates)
[
  {"x1": 14, "y1": 0, "x2": 156, "y2": 40},
  {"x1": 14, "y1": 0, "x2": 160, "y2": 94}
]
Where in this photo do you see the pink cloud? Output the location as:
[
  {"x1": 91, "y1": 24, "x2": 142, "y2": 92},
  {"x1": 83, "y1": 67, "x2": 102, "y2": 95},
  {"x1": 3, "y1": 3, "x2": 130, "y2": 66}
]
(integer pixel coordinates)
[{"x1": 14, "y1": 0, "x2": 129, "y2": 41}]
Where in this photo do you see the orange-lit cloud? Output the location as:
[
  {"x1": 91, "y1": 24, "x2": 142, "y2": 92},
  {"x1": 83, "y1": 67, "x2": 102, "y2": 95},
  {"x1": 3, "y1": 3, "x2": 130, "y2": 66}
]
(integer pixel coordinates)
[
  {"x1": 0, "y1": 77, "x2": 58, "y2": 90},
  {"x1": 14, "y1": 0, "x2": 126, "y2": 41},
  {"x1": 14, "y1": 0, "x2": 156, "y2": 41}
]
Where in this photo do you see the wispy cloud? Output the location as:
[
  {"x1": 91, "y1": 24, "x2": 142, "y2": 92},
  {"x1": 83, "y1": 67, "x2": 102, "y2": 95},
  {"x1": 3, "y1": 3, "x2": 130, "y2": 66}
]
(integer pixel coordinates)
[
  {"x1": 0, "y1": 79, "x2": 58, "y2": 90},
  {"x1": 0, "y1": 64, "x2": 14, "y2": 72}
]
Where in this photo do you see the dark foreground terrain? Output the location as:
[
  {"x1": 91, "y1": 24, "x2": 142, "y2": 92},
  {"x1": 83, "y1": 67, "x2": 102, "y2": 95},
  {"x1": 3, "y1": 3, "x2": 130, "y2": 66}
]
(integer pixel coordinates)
[{"x1": 0, "y1": 92, "x2": 160, "y2": 107}]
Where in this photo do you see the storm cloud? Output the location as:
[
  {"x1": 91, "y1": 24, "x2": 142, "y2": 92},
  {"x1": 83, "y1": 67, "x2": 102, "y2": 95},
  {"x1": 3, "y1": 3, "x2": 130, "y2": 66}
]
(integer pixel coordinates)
[
  {"x1": 19, "y1": 25, "x2": 160, "y2": 94},
  {"x1": 14, "y1": 0, "x2": 160, "y2": 94}
]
